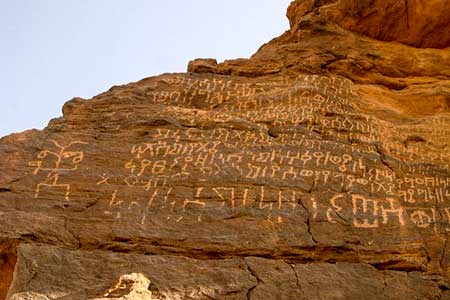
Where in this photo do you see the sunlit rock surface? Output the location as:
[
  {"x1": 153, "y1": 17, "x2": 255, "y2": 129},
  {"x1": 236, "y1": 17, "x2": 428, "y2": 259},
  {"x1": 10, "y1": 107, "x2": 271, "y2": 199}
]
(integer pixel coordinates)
[{"x1": 1, "y1": 0, "x2": 450, "y2": 299}]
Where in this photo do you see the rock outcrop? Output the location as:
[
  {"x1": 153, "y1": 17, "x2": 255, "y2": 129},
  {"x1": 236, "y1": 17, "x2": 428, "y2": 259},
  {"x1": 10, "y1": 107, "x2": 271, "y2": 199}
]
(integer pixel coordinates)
[
  {"x1": 1, "y1": 0, "x2": 450, "y2": 299},
  {"x1": 287, "y1": 0, "x2": 450, "y2": 48}
]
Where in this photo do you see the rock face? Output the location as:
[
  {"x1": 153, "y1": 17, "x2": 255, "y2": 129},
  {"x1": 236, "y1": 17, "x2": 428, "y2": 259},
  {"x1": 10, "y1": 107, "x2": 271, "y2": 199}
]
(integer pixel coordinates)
[
  {"x1": 287, "y1": 0, "x2": 450, "y2": 49},
  {"x1": 1, "y1": 1, "x2": 450, "y2": 299}
]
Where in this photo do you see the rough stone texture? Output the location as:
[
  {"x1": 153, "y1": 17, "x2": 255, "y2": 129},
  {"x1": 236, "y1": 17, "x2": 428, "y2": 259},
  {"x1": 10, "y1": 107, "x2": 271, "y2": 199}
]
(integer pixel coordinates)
[
  {"x1": 88, "y1": 273, "x2": 152, "y2": 300},
  {"x1": 0, "y1": 239, "x2": 18, "y2": 300},
  {"x1": 1, "y1": 1, "x2": 450, "y2": 299},
  {"x1": 287, "y1": 0, "x2": 450, "y2": 49},
  {"x1": 8, "y1": 244, "x2": 255, "y2": 299}
]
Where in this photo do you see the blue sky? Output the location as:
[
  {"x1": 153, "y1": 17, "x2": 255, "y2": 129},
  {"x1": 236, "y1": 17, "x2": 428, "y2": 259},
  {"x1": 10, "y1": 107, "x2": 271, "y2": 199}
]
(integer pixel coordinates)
[{"x1": 0, "y1": 1, "x2": 291, "y2": 137}]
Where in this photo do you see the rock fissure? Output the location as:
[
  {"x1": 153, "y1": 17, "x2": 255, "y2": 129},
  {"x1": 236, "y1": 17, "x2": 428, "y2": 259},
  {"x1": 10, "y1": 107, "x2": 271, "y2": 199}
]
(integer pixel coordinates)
[
  {"x1": 289, "y1": 263, "x2": 306, "y2": 298},
  {"x1": 2, "y1": 1, "x2": 450, "y2": 299},
  {"x1": 50, "y1": 240, "x2": 429, "y2": 272},
  {"x1": 404, "y1": 0, "x2": 410, "y2": 29},
  {"x1": 380, "y1": 276, "x2": 388, "y2": 298},
  {"x1": 298, "y1": 198, "x2": 319, "y2": 244},
  {"x1": 244, "y1": 260, "x2": 262, "y2": 300},
  {"x1": 440, "y1": 239, "x2": 448, "y2": 270}
]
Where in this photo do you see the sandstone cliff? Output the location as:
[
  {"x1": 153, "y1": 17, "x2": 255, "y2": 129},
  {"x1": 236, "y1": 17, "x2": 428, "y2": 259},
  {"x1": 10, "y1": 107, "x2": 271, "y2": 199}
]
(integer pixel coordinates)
[{"x1": 1, "y1": 1, "x2": 450, "y2": 299}]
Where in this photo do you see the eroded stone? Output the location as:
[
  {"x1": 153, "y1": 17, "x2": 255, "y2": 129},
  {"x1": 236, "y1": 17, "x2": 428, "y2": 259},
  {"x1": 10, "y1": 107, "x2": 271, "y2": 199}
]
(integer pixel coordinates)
[{"x1": 1, "y1": 1, "x2": 450, "y2": 299}]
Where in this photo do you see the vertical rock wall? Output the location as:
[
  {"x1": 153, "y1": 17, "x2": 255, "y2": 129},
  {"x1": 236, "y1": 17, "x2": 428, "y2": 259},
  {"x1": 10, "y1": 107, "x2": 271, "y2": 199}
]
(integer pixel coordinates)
[{"x1": 1, "y1": 1, "x2": 450, "y2": 299}]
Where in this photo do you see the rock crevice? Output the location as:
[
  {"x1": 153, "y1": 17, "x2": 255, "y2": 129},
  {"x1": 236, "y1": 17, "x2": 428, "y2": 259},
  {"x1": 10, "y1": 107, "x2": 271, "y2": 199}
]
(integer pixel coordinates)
[{"x1": 2, "y1": 0, "x2": 450, "y2": 299}]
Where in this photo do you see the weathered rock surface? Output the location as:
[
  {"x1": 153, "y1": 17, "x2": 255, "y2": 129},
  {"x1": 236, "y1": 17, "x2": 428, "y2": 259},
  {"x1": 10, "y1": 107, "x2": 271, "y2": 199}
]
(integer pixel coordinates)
[
  {"x1": 1, "y1": 0, "x2": 450, "y2": 299},
  {"x1": 287, "y1": 0, "x2": 450, "y2": 49}
]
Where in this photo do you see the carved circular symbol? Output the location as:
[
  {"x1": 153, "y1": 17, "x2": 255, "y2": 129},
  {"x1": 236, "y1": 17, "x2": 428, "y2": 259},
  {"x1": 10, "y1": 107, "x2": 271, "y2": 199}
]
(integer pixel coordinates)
[{"x1": 410, "y1": 210, "x2": 432, "y2": 228}]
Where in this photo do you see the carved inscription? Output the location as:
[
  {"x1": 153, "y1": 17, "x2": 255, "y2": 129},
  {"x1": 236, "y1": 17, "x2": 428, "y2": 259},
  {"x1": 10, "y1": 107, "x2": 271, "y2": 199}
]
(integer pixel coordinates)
[
  {"x1": 29, "y1": 140, "x2": 88, "y2": 201},
  {"x1": 26, "y1": 74, "x2": 450, "y2": 236}
]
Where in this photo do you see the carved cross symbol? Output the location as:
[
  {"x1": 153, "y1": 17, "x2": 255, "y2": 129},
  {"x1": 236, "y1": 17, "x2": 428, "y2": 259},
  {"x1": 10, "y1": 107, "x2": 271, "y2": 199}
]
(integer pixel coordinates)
[{"x1": 96, "y1": 174, "x2": 111, "y2": 185}]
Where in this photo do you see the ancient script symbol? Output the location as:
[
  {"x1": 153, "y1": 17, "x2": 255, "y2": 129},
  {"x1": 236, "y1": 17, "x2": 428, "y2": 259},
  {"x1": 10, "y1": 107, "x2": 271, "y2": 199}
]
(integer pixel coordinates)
[
  {"x1": 410, "y1": 210, "x2": 432, "y2": 229},
  {"x1": 29, "y1": 140, "x2": 87, "y2": 201}
]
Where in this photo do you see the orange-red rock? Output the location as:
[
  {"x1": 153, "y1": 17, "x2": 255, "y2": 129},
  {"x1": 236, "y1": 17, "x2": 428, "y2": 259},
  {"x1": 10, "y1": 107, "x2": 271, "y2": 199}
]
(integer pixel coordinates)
[
  {"x1": 287, "y1": 0, "x2": 450, "y2": 49},
  {"x1": 2, "y1": 1, "x2": 450, "y2": 299}
]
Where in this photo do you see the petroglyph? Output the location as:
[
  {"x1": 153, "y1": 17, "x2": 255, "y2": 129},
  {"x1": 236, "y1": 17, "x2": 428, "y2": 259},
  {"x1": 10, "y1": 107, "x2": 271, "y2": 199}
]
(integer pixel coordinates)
[{"x1": 29, "y1": 140, "x2": 88, "y2": 201}]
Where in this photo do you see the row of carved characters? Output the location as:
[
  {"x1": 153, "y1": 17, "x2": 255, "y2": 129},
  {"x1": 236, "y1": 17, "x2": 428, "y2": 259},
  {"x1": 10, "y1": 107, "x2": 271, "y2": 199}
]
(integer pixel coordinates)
[
  {"x1": 143, "y1": 85, "x2": 354, "y2": 116},
  {"x1": 237, "y1": 108, "x2": 378, "y2": 134},
  {"x1": 27, "y1": 137, "x2": 449, "y2": 206},
  {"x1": 148, "y1": 108, "x2": 378, "y2": 152},
  {"x1": 153, "y1": 128, "x2": 380, "y2": 155},
  {"x1": 161, "y1": 76, "x2": 274, "y2": 90},
  {"x1": 120, "y1": 167, "x2": 376, "y2": 197},
  {"x1": 381, "y1": 121, "x2": 450, "y2": 159},
  {"x1": 103, "y1": 123, "x2": 379, "y2": 171},
  {"x1": 367, "y1": 116, "x2": 450, "y2": 167},
  {"x1": 127, "y1": 141, "x2": 378, "y2": 177},
  {"x1": 148, "y1": 76, "x2": 277, "y2": 108},
  {"x1": 402, "y1": 120, "x2": 450, "y2": 137},
  {"x1": 100, "y1": 73, "x2": 448, "y2": 171},
  {"x1": 145, "y1": 85, "x2": 268, "y2": 108},
  {"x1": 144, "y1": 85, "x2": 448, "y2": 169},
  {"x1": 101, "y1": 183, "x2": 450, "y2": 233},
  {"x1": 160, "y1": 74, "x2": 355, "y2": 94},
  {"x1": 403, "y1": 163, "x2": 450, "y2": 177},
  {"x1": 219, "y1": 87, "x2": 354, "y2": 113},
  {"x1": 153, "y1": 127, "x2": 274, "y2": 146},
  {"x1": 140, "y1": 74, "x2": 357, "y2": 110},
  {"x1": 124, "y1": 141, "x2": 449, "y2": 204},
  {"x1": 386, "y1": 140, "x2": 450, "y2": 165},
  {"x1": 290, "y1": 126, "x2": 410, "y2": 152},
  {"x1": 295, "y1": 128, "x2": 379, "y2": 145},
  {"x1": 273, "y1": 125, "x2": 382, "y2": 148},
  {"x1": 129, "y1": 129, "x2": 450, "y2": 192},
  {"x1": 25, "y1": 140, "x2": 449, "y2": 231},
  {"x1": 158, "y1": 106, "x2": 261, "y2": 130},
  {"x1": 119, "y1": 169, "x2": 449, "y2": 207},
  {"x1": 101, "y1": 137, "x2": 450, "y2": 203},
  {"x1": 267, "y1": 116, "x2": 449, "y2": 169},
  {"x1": 399, "y1": 187, "x2": 449, "y2": 204},
  {"x1": 274, "y1": 132, "x2": 377, "y2": 153},
  {"x1": 313, "y1": 192, "x2": 450, "y2": 232}
]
